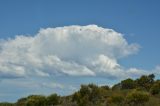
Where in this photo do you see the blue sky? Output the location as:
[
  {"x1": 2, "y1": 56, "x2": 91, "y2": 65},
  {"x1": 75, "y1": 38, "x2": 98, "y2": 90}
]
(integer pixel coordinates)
[{"x1": 0, "y1": 0, "x2": 160, "y2": 102}]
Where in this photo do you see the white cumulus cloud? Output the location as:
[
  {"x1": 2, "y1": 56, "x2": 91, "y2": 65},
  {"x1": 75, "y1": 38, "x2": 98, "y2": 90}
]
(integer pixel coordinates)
[{"x1": 0, "y1": 25, "x2": 142, "y2": 79}]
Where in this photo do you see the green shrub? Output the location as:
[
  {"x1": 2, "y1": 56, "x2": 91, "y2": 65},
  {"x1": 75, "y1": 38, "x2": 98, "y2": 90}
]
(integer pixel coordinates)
[
  {"x1": 136, "y1": 74, "x2": 155, "y2": 91},
  {"x1": 16, "y1": 97, "x2": 27, "y2": 106},
  {"x1": 121, "y1": 78, "x2": 135, "y2": 89},
  {"x1": 46, "y1": 93, "x2": 60, "y2": 106},
  {"x1": 126, "y1": 90, "x2": 149, "y2": 106},
  {"x1": 108, "y1": 95, "x2": 124, "y2": 106},
  {"x1": 150, "y1": 81, "x2": 160, "y2": 95},
  {"x1": 0, "y1": 102, "x2": 14, "y2": 106},
  {"x1": 25, "y1": 95, "x2": 46, "y2": 106},
  {"x1": 112, "y1": 83, "x2": 121, "y2": 90},
  {"x1": 100, "y1": 85, "x2": 110, "y2": 90}
]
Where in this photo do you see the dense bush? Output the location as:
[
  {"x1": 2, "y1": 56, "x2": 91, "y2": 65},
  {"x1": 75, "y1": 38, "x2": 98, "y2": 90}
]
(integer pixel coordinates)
[
  {"x1": 150, "y1": 81, "x2": 160, "y2": 95},
  {"x1": 16, "y1": 97, "x2": 27, "y2": 106},
  {"x1": 46, "y1": 94, "x2": 60, "y2": 106},
  {"x1": 0, "y1": 102, "x2": 14, "y2": 106},
  {"x1": 112, "y1": 83, "x2": 121, "y2": 90},
  {"x1": 121, "y1": 78, "x2": 136, "y2": 89},
  {"x1": 108, "y1": 95, "x2": 124, "y2": 106},
  {"x1": 135, "y1": 74, "x2": 155, "y2": 91},
  {"x1": 25, "y1": 95, "x2": 46, "y2": 106},
  {"x1": 72, "y1": 84, "x2": 101, "y2": 106},
  {"x1": 126, "y1": 90, "x2": 149, "y2": 106}
]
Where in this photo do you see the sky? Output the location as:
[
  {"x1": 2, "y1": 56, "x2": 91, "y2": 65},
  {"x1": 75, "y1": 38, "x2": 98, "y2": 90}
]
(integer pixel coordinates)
[{"x1": 0, "y1": 0, "x2": 160, "y2": 102}]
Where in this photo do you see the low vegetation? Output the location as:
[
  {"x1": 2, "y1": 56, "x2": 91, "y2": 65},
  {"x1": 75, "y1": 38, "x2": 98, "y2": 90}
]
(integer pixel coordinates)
[{"x1": 1, "y1": 74, "x2": 160, "y2": 106}]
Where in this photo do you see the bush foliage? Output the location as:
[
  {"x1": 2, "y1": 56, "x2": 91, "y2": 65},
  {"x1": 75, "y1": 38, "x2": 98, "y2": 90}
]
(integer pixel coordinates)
[{"x1": 0, "y1": 74, "x2": 160, "y2": 106}]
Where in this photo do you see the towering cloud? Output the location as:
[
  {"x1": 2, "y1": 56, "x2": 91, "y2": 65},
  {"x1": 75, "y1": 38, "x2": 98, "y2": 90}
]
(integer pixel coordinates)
[
  {"x1": 1, "y1": 25, "x2": 160, "y2": 102},
  {"x1": 0, "y1": 25, "x2": 141, "y2": 79}
]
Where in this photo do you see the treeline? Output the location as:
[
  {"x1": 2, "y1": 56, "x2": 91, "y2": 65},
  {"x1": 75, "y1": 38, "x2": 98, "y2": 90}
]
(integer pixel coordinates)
[{"x1": 0, "y1": 74, "x2": 160, "y2": 106}]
